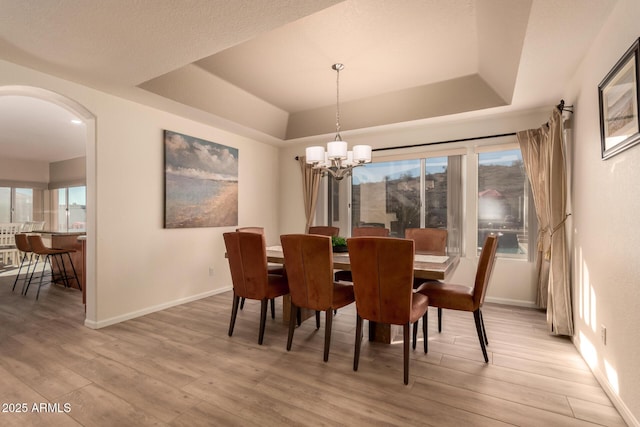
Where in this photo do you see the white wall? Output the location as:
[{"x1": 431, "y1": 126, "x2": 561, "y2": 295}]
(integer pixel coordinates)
[
  {"x1": 565, "y1": 0, "x2": 640, "y2": 424},
  {"x1": 0, "y1": 60, "x2": 281, "y2": 328},
  {"x1": 279, "y1": 107, "x2": 549, "y2": 307}
]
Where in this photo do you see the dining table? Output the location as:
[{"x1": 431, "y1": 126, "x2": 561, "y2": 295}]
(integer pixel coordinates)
[{"x1": 266, "y1": 245, "x2": 460, "y2": 344}]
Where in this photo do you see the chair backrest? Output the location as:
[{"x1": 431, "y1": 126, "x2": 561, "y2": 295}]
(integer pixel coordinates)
[
  {"x1": 308, "y1": 226, "x2": 340, "y2": 237},
  {"x1": 26, "y1": 234, "x2": 48, "y2": 254},
  {"x1": 14, "y1": 233, "x2": 31, "y2": 252},
  {"x1": 223, "y1": 232, "x2": 269, "y2": 300},
  {"x1": 236, "y1": 227, "x2": 264, "y2": 234},
  {"x1": 0, "y1": 223, "x2": 22, "y2": 246},
  {"x1": 352, "y1": 227, "x2": 390, "y2": 237},
  {"x1": 473, "y1": 234, "x2": 499, "y2": 309},
  {"x1": 281, "y1": 234, "x2": 334, "y2": 311},
  {"x1": 21, "y1": 221, "x2": 45, "y2": 232},
  {"x1": 404, "y1": 228, "x2": 447, "y2": 254},
  {"x1": 347, "y1": 237, "x2": 415, "y2": 325}
]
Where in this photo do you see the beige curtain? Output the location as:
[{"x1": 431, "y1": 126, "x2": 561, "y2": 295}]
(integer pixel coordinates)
[
  {"x1": 298, "y1": 156, "x2": 321, "y2": 233},
  {"x1": 517, "y1": 108, "x2": 573, "y2": 336}
]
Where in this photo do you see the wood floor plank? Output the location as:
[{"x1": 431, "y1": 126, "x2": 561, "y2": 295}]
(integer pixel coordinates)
[
  {"x1": 0, "y1": 337, "x2": 92, "y2": 400},
  {"x1": 411, "y1": 376, "x2": 600, "y2": 426},
  {"x1": 61, "y1": 384, "x2": 166, "y2": 427},
  {"x1": 68, "y1": 355, "x2": 201, "y2": 423},
  {"x1": 568, "y1": 396, "x2": 628, "y2": 426},
  {"x1": 439, "y1": 355, "x2": 615, "y2": 407}
]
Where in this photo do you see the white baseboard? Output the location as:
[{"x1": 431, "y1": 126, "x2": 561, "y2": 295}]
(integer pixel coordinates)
[
  {"x1": 84, "y1": 286, "x2": 233, "y2": 329},
  {"x1": 484, "y1": 296, "x2": 537, "y2": 308},
  {"x1": 572, "y1": 335, "x2": 639, "y2": 427}
]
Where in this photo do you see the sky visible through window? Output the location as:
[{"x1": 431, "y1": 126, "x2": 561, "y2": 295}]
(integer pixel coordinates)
[
  {"x1": 68, "y1": 186, "x2": 86, "y2": 206},
  {"x1": 478, "y1": 149, "x2": 521, "y2": 166}
]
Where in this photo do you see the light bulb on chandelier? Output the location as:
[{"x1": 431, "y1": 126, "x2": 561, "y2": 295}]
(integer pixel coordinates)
[{"x1": 305, "y1": 63, "x2": 372, "y2": 180}]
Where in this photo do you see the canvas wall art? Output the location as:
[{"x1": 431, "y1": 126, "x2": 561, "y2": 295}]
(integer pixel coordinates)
[{"x1": 164, "y1": 130, "x2": 238, "y2": 228}]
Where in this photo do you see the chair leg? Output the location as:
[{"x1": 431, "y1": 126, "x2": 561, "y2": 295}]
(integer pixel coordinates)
[
  {"x1": 412, "y1": 320, "x2": 418, "y2": 350},
  {"x1": 438, "y1": 307, "x2": 443, "y2": 332},
  {"x1": 23, "y1": 254, "x2": 40, "y2": 296},
  {"x1": 422, "y1": 310, "x2": 428, "y2": 353},
  {"x1": 403, "y1": 323, "x2": 410, "y2": 385},
  {"x1": 240, "y1": 297, "x2": 245, "y2": 310},
  {"x1": 12, "y1": 252, "x2": 30, "y2": 292},
  {"x1": 473, "y1": 309, "x2": 489, "y2": 363},
  {"x1": 228, "y1": 294, "x2": 240, "y2": 336},
  {"x1": 479, "y1": 309, "x2": 489, "y2": 345},
  {"x1": 52, "y1": 254, "x2": 69, "y2": 288},
  {"x1": 36, "y1": 255, "x2": 52, "y2": 300},
  {"x1": 353, "y1": 314, "x2": 363, "y2": 371},
  {"x1": 12, "y1": 252, "x2": 26, "y2": 291},
  {"x1": 296, "y1": 306, "x2": 302, "y2": 326},
  {"x1": 315, "y1": 311, "x2": 321, "y2": 329},
  {"x1": 64, "y1": 252, "x2": 81, "y2": 290},
  {"x1": 323, "y1": 309, "x2": 333, "y2": 362},
  {"x1": 270, "y1": 298, "x2": 275, "y2": 319},
  {"x1": 258, "y1": 299, "x2": 268, "y2": 345},
  {"x1": 286, "y1": 304, "x2": 297, "y2": 351}
]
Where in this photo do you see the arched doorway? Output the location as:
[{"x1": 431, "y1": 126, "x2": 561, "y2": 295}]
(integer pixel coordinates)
[{"x1": 0, "y1": 85, "x2": 96, "y2": 326}]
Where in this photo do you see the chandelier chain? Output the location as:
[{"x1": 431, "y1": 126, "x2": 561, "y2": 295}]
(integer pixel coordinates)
[{"x1": 335, "y1": 63, "x2": 342, "y2": 140}]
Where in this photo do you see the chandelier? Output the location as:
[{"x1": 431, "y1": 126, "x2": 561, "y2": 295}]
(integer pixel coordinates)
[{"x1": 305, "y1": 63, "x2": 372, "y2": 180}]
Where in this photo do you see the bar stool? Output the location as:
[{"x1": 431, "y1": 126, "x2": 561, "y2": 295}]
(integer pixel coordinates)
[
  {"x1": 12, "y1": 233, "x2": 33, "y2": 293},
  {"x1": 25, "y1": 234, "x2": 81, "y2": 300}
]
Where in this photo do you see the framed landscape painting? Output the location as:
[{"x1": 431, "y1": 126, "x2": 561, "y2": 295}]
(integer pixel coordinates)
[
  {"x1": 164, "y1": 130, "x2": 238, "y2": 228},
  {"x1": 599, "y1": 38, "x2": 640, "y2": 159}
]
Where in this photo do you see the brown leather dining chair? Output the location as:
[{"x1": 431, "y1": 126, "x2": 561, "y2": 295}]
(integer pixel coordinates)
[
  {"x1": 280, "y1": 234, "x2": 355, "y2": 361},
  {"x1": 405, "y1": 227, "x2": 447, "y2": 254},
  {"x1": 352, "y1": 226, "x2": 390, "y2": 237},
  {"x1": 334, "y1": 226, "x2": 390, "y2": 282},
  {"x1": 406, "y1": 228, "x2": 448, "y2": 347},
  {"x1": 223, "y1": 231, "x2": 289, "y2": 345},
  {"x1": 416, "y1": 234, "x2": 499, "y2": 362},
  {"x1": 307, "y1": 226, "x2": 340, "y2": 237},
  {"x1": 236, "y1": 226, "x2": 284, "y2": 316},
  {"x1": 348, "y1": 236, "x2": 429, "y2": 385}
]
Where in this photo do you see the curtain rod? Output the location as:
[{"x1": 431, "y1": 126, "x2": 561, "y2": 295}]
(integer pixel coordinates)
[
  {"x1": 372, "y1": 132, "x2": 517, "y2": 152},
  {"x1": 293, "y1": 132, "x2": 516, "y2": 160}
]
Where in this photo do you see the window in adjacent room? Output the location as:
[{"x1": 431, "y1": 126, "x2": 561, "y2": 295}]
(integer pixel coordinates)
[
  {"x1": 52, "y1": 185, "x2": 86, "y2": 232},
  {"x1": 0, "y1": 186, "x2": 34, "y2": 223}
]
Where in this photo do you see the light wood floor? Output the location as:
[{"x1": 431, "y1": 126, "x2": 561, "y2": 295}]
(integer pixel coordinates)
[{"x1": 0, "y1": 273, "x2": 627, "y2": 426}]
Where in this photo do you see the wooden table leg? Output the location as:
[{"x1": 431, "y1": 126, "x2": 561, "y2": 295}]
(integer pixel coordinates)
[{"x1": 369, "y1": 321, "x2": 392, "y2": 343}]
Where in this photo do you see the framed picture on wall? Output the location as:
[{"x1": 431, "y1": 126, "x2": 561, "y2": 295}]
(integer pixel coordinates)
[
  {"x1": 164, "y1": 130, "x2": 238, "y2": 228},
  {"x1": 598, "y1": 38, "x2": 640, "y2": 160}
]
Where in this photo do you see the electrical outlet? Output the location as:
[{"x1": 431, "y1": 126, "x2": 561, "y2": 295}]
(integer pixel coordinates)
[
  {"x1": 209, "y1": 266, "x2": 214, "y2": 276},
  {"x1": 601, "y1": 325, "x2": 607, "y2": 345}
]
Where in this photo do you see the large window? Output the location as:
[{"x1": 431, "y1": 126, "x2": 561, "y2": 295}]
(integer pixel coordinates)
[
  {"x1": 477, "y1": 149, "x2": 529, "y2": 257},
  {"x1": 348, "y1": 155, "x2": 463, "y2": 254},
  {"x1": 323, "y1": 143, "x2": 532, "y2": 259}
]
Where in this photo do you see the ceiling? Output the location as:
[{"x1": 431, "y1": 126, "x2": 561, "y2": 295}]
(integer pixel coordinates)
[{"x1": 0, "y1": 0, "x2": 618, "y2": 162}]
